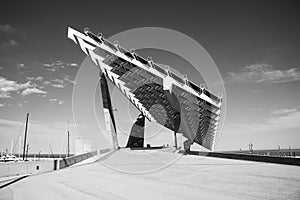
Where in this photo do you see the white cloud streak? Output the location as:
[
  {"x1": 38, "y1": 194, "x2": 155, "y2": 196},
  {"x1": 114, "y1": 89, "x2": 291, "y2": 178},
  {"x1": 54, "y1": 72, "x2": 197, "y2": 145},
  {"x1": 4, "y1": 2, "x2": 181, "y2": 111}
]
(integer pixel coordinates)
[
  {"x1": 43, "y1": 81, "x2": 50, "y2": 85},
  {"x1": 63, "y1": 75, "x2": 76, "y2": 84},
  {"x1": 270, "y1": 108, "x2": 298, "y2": 115},
  {"x1": 44, "y1": 61, "x2": 63, "y2": 72},
  {"x1": 67, "y1": 63, "x2": 78, "y2": 67},
  {"x1": 17, "y1": 63, "x2": 25, "y2": 68},
  {"x1": 50, "y1": 77, "x2": 75, "y2": 88},
  {"x1": 26, "y1": 76, "x2": 44, "y2": 81},
  {"x1": 49, "y1": 98, "x2": 58, "y2": 102},
  {"x1": 227, "y1": 64, "x2": 300, "y2": 84},
  {"x1": 49, "y1": 98, "x2": 64, "y2": 105},
  {"x1": 52, "y1": 79, "x2": 64, "y2": 84},
  {"x1": 44, "y1": 61, "x2": 78, "y2": 72},
  {"x1": 21, "y1": 88, "x2": 47, "y2": 96},
  {"x1": 51, "y1": 84, "x2": 65, "y2": 88}
]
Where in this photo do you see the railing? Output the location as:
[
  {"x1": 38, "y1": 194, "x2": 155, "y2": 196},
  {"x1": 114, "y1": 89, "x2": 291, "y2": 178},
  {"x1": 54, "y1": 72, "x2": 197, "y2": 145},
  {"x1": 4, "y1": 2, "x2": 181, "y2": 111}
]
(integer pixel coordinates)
[{"x1": 184, "y1": 151, "x2": 300, "y2": 166}]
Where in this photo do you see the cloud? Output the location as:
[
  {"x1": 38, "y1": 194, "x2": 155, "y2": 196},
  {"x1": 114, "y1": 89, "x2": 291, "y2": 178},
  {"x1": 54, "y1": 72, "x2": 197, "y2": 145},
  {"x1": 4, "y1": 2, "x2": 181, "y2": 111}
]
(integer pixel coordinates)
[
  {"x1": 26, "y1": 77, "x2": 35, "y2": 81},
  {"x1": 52, "y1": 79, "x2": 64, "y2": 84},
  {"x1": 0, "y1": 92, "x2": 10, "y2": 98},
  {"x1": 45, "y1": 68, "x2": 56, "y2": 72},
  {"x1": 50, "y1": 78, "x2": 75, "y2": 88},
  {"x1": 26, "y1": 76, "x2": 44, "y2": 81},
  {"x1": 44, "y1": 61, "x2": 64, "y2": 72},
  {"x1": 63, "y1": 75, "x2": 76, "y2": 84},
  {"x1": 0, "y1": 66, "x2": 3, "y2": 70},
  {"x1": 0, "y1": 24, "x2": 25, "y2": 53},
  {"x1": 49, "y1": 98, "x2": 58, "y2": 102},
  {"x1": 0, "y1": 103, "x2": 4, "y2": 107},
  {"x1": 67, "y1": 63, "x2": 78, "y2": 67},
  {"x1": 227, "y1": 64, "x2": 300, "y2": 84},
  {"x1": 0, "y1": 39, "x2": 19, "y2": 48},
  {"x1": 17, "y1": 63, "x2": 25, "y2": 68},
  {"x1": 43, "y1": 81, "x2": 51, "y2": 85},
  {"x1": 0, "y1": 76, "x2": 31, "y2": 98},
  {"x1": 35, "y1": 76, "x2": 43, "y2": 81},
  {"x1": 44, "y1": 61, "x2": 79, "y2": 72},
  {"x1": 0, "y1": 24, "x2": 25, "y2": 37},
  {"x1": 21, "y1": 87, "x2": 47, "y2": 96},
  {"x1": 23, "y1": 77, "x2": 45, "y2": 92},
  {"x1": 49, "y1": 98, "x2": 64, "y2": 105},
  {"x1": 270, "y1": 108, "x2": 298, "y2": 115},
  {"x1": 43, "y1": 76, "x2": 75, "y2": 89},
  {"x1": 51, "y1": 84, "x2": 65, "y2": 88},
  {"x1": 0, "y1": 39, "x2": 20, "y2": 53}
]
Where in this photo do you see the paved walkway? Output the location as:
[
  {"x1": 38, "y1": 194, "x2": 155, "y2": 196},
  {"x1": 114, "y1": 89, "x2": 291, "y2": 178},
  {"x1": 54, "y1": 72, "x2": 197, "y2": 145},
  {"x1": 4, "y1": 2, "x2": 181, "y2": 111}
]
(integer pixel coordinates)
[{"x1": 1, "y1": 149, "x2": 300, "y2": 200}]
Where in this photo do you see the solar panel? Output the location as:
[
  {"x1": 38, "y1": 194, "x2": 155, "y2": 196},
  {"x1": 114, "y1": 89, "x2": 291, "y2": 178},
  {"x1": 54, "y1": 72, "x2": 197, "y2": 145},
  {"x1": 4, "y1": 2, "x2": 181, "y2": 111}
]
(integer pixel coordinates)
[
  {"x1": 68, "y1": 27, "x2": 223, "y2": 151},
  {"x1": 152, "y1": 63, "x2": 168, "y2": 75},
  {"x1": 103, "y1": 39, "x2": 118, "y2": 51}
]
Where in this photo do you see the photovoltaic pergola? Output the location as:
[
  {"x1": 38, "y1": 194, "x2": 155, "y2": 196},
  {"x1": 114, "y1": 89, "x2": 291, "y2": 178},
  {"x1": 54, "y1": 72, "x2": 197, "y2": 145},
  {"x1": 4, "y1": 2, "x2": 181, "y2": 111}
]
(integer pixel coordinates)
[{"x1": 68, "y1": 27, "x2": 222, "y2": 151}]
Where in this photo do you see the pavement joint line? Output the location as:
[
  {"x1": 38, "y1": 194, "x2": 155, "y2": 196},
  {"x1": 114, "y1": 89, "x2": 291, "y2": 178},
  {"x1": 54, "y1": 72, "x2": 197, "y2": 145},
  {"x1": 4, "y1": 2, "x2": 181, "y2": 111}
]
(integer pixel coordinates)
[{"x1": 0, "y1": 175, "x2": 29, "y2": 189}]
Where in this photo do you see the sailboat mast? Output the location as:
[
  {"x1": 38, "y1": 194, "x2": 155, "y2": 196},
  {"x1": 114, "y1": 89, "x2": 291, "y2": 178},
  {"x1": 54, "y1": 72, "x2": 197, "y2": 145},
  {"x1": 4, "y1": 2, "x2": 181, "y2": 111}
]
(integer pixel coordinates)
[
  {"x1": 10, "y1": 139, "x2": 13, "y2": 155},
  {"x1": 19, "y1": 136, "x2": 21, "y2": 158},
  {"x1": 67, "y1": 121, "x2": 70, "y2": 157},
  {"x1": 23, "y1": 113, "x2": 29, "y2": 160},
  {"x1": 26, "y1": 143, "x2": 29, "y2": 160}
]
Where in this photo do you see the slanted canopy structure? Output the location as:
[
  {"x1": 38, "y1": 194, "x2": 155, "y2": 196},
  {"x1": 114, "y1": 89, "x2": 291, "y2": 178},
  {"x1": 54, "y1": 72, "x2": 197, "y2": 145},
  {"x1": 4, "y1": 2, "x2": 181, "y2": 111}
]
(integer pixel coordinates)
[{"x1": 67, "y1": 27, "x2": 222, "y2": 151}]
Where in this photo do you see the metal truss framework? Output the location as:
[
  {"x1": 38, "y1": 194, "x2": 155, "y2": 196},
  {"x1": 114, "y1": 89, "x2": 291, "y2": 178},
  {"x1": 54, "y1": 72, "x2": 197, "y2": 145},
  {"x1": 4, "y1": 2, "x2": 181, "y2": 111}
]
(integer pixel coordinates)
[{"x1": 68, "y1": 27, "x2": 222, "y2": 151}]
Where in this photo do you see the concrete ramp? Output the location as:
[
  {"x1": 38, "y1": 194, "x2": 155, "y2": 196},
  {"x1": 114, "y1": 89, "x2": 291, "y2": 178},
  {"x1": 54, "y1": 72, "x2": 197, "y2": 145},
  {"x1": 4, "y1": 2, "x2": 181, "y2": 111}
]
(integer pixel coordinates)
[{"x1": 1, "y1": 150, "x2": 300, "y2": 200}]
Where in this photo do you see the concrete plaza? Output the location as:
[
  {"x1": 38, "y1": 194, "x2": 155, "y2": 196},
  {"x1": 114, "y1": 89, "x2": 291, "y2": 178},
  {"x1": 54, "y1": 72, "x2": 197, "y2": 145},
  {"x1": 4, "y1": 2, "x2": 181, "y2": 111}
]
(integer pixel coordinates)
[{"x1": 1, "y1": 149, "x2": 300, "y2": 200}]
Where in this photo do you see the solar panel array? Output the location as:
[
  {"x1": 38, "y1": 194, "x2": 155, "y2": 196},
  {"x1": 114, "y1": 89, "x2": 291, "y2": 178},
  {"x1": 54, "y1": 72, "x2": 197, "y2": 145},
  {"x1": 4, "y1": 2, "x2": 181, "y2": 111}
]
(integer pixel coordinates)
[{"x1": 68, "y1": 27, "x2": 222, "y2": 150}]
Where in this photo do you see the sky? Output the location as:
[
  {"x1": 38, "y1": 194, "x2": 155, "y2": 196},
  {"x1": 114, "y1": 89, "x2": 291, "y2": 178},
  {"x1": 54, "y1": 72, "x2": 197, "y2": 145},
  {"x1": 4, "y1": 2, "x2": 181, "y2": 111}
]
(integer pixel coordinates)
[{"x1": 0, "y1": 0, "x2": 300, "y2": 154}]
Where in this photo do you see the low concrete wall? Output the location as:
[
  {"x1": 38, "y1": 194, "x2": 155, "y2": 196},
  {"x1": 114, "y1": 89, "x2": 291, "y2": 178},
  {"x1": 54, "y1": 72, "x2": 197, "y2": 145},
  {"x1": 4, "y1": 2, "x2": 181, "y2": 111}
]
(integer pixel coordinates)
[
  {"x1": 99, "y1": 148, "x2": 111, "y2": 154},
  {"x1": 58, "y1": 151, "x2": 98, "y2": 169},
  {"x1": 58, "y1": 148, "x2": 112, "y2": 169},
  {"x1": 0, "y1": 148, "x2": 113, "y2": 177},
  {"x1": 0, "y1": 160, "x2": 55, "y2": 177},
  {"x1": 185, "y1": 151, "x2": 300, "y2": 166}
]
